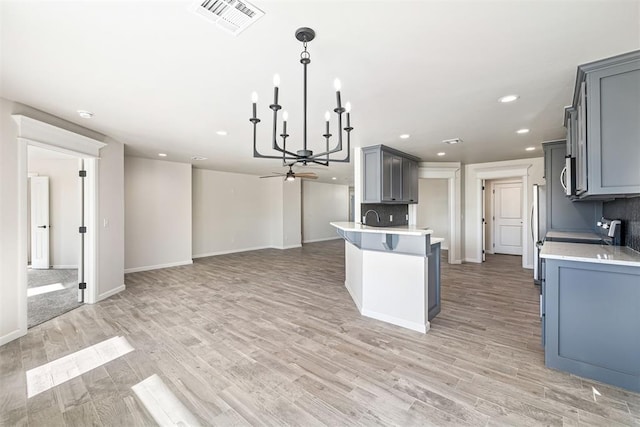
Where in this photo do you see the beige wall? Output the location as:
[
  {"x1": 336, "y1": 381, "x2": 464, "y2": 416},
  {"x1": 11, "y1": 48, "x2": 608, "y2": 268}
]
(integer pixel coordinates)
[
  {"x1": 417, "y1": 178, "x2": 449, "y2": 250},
  {"x1": 302, "y1": 181, "x2": 349, "y2": 243},
  {"x1": 124, "y1": 157, "x2": 192, "y2": 272}
]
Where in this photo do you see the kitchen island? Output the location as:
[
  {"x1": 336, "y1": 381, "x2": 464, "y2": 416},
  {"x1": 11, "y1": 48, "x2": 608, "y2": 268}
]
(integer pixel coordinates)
[
  {"x1": 541, "y1": 241, "x2": 640, "y2": 392},
  {"x1": 330, "y1": 222, "x2": 442, "y2": 333}
]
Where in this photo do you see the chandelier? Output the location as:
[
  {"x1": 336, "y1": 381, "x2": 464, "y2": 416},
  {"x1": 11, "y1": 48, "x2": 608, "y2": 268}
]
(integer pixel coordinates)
[{"x1": 250, "y1": 27, "x2": 353, "y2": 167}]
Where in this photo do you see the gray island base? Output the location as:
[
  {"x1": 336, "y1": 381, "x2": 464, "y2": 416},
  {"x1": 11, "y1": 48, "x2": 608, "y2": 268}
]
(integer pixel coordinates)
[{"x1": 330, "y1": 222, "x2": 441, "y2": 333}]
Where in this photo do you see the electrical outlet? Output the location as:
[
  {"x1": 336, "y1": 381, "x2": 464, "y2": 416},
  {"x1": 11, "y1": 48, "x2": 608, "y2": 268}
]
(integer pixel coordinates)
[
  {"x1": 406, "y1": 214, "x2": 409, "y2": 221},
  {"x1": 390, "y1": 215, "x2": 393, "y2": 222}
]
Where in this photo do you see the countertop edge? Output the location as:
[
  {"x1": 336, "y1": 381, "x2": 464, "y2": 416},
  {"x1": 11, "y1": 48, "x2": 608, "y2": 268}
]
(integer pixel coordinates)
[{"x1": 330, "y1": 221, "x2": 434, "y2": 236}]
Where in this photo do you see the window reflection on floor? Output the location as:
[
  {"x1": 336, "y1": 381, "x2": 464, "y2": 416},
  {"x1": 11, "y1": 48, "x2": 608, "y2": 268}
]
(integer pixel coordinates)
[{"x1": 26, "y1": 336, "x2": 134, "y2": 398}]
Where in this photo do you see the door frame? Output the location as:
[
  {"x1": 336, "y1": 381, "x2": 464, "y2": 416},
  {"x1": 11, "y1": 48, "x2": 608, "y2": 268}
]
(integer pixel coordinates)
[
  {"x1": 412, "y1": 162, "x2": 462, "y2": 264},
  {"x1": 474, "y1": 164, "x2": 531, "y2": 269},
  {"x1": 13, "y1": 115, "x2": 105, "y2": 339},
  {"x1": 490, "y1": 179, "x2": 524, "y2": 256}
]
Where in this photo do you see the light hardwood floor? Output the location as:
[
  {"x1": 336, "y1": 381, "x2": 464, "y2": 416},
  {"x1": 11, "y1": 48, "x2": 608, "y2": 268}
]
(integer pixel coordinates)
[{"x1": 2, "y1": 240, "x2": 639, "y2": 426}]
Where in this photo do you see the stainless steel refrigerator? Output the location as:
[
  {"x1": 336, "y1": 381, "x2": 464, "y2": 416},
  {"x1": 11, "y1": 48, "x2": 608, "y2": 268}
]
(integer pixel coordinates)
[{"x1": 532, "y1": 184, "x2": 546, "y2": 285}]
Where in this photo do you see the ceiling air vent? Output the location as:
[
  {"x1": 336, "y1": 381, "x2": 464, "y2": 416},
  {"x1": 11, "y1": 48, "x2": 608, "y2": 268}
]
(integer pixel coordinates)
[{"x1": 190, "y1": 0, "x2": 264, "y2": 36}]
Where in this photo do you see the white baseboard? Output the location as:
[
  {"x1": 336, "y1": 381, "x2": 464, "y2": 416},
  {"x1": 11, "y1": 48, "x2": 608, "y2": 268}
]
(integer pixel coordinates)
[
  {"x1": 275, "y1": 244, "x2": 302, "y2": 250},
  {"x1": 52, "y1": 265, "x2": 78, "y2": 269},
  {"x1": 193, "y1": 246, "x2": 271, "y2": 259},
  {"x1": 361, "y1": 308, "x2": 429, "y2": 334},
  {"x1": 465, "y1": 257, "x2": 482, "y2": 263},
  {"x1": 124, "y1": 260, "x2": 193, "y2": 274},
  {"x1": 96, "y1": 284, "x2": 126, "y2": 302},
  {"x1": 0, "y1": 327, "x2": 26, "y2": 347},
  {"x1": 302, "y1": 236, "x2": 341, "y2": 244},
  {"x1": 449, "y1": 259, "x2": 463, "y2": 264}
]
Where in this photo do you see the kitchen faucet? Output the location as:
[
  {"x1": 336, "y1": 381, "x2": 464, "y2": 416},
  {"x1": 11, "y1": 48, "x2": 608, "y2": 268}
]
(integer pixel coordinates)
[{"x1": 362, "y1": 209, "x2": 380, "y2": 225}]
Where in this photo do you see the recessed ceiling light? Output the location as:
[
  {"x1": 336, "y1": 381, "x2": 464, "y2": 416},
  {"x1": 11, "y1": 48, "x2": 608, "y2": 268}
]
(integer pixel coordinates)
[
  {"x1": 77, "y1": 110, "x2": 93, "y2": 119},
  {"x1": 516, "y1": 128, "x2": 530, "y2": 134},
  {"x1": 525, "y1": 147, "x2": 536, "y2": 151},
  {"x1": 191, "y1": 156, "x2": 208, "y2": 161},
  {"x1": 216, "y1": 130, "x2": 228, "y2": 136},
  {"x1": 442, "y1": 138, "x2": 462, "y2": 145},
  {"x1": 498, "y1": 95, "x2": 519, "y2": 103},
  {"x1": 437, "y1": 152, "x2": 446, "y2": 156},
  {"x1": 158, "y1": 153, "x2": 168, "y2": 157},
  {"x1": 399, "y1": 134, "x2": 410, "y2": 139},
  {"x1": 332, "y1": 177, "x2": 337, "y2": 180}
]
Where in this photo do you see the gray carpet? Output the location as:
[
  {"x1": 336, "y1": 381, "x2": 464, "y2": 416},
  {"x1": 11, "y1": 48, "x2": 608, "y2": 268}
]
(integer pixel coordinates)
[{"x1": 28, "y1": 268, "x2": 82, "y2": 328}]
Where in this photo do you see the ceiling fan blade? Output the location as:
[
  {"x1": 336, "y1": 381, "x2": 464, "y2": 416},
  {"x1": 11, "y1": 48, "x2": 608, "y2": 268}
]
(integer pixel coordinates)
[
  {"x1": 295, "y1": 173, "x2": 318, "y2": 177},
  {"x1": 259, "y1": 174, "x2": 284, "y2": 178},
  {"x1": 298, "y1": 175, "x2": 318, "y2": 179}
]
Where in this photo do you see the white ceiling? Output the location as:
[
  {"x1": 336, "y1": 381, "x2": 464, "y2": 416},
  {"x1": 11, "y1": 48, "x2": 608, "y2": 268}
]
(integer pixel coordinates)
[{"x1": 2, "y1": 1, "x2": 639, "y2": 184}]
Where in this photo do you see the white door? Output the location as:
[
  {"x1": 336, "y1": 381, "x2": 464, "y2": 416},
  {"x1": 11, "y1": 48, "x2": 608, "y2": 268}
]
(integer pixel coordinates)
[
  {"x1": 493, "y1": 182, "x2": 523, "y2": 255},
  {"x1": 30, "y1": 176, "x2": 50, "y2": 269}
]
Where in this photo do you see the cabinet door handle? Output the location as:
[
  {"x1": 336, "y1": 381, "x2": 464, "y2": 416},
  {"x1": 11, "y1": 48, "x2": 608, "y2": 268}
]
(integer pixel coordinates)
[{"x1": 560, "y1": 166, "x2": 567, "y2": 191}]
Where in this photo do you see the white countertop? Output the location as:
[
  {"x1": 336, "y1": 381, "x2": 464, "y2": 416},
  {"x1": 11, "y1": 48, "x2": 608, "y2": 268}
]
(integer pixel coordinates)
[
  {"x1": 330, "y1": 222, "x2": 433, "y2": 236},
  {"x1": 541, "y1": 241, "x2": 640, "y2": 267},
  {"x1": 431, "y1": 237, "x2": 445, "y2": 244},
  {"x1": 545, "y1": 231, "x2": 602, "y2": 242}
]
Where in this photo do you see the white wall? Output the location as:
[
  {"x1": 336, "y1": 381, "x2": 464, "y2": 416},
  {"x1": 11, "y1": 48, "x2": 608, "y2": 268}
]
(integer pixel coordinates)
[
  {"x1": 124, "y1": 157, "x2": 192, "y2": 272},
  {"x1": 0, "y1": 97, "x2": 125, "y2": 345},
  {"x1": 417, "y1": 178, "x2": 449, "y2": 250},
  {"x1": 28, "y1": 157, "x2": 80, "y2": 268},
  {"x1": 97, "y1": 137, "x2": 125, "y2": 299},
  {"x1": 0, "y1": 97, "x2": 21, "y2": 344},
  {"x1": 302, "y1": 181, "x2": 349, "y2": 243},
  {"x1": 464, "y1": 157, "x2": 544, "y2": 268}
]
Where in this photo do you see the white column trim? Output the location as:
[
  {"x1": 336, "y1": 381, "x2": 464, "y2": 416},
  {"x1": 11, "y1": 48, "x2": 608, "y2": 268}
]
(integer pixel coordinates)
[{"x1": 418, "y1": 163, "x2": 462, "y2": 264}]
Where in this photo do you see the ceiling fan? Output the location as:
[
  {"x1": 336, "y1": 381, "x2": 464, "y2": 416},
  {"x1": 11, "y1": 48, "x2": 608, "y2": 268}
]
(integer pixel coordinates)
[{"x1": 260, "y1": 165, "x2": 318, "y2": 181}]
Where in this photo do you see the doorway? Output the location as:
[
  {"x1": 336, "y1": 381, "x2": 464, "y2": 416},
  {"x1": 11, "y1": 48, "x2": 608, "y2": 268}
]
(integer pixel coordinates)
[
  {"x1": 485, "y1": 179, "x2": 524, "y2": 256},
  {"x1": 27, "y1": 146, "x2": 83, "y2": 327}
]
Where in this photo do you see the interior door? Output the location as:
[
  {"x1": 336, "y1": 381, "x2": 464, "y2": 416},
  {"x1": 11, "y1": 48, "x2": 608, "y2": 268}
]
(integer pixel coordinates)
[
  {"x1": 493, "y1": 182, "x2": 523, "y2": 255},
  {"x1": 30, "y1": 176, "x2": 50, "y2": 269}
]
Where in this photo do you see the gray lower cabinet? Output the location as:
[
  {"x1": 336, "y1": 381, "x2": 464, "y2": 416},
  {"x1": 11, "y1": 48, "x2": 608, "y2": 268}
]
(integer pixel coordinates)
[
  {"x1": 543, "y1": 258, "x2": 640, "y2": 392},
  {"x1": 427, "y1": 242, "x2": 441, "y2": 320},
  {"x1": 543, "y1": 141, "x2": 602, "y2": 232},
  {"x1": 362, "y1": 145, "x2": 421, "y2": 204},
  {"x1": 565, "y1": 50, "x2": 640, "y2": 198}
]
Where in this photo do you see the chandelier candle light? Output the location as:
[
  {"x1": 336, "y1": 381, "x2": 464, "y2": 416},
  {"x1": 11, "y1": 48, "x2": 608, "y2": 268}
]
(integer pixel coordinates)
[{"x1": 250, "y1": 27, "x2": 353, "y2": 166}]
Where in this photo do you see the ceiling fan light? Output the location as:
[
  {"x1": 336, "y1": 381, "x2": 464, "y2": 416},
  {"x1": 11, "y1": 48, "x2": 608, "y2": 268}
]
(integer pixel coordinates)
[{"x1": 285, "y1": 175, "x2": 295, "y2": 181}]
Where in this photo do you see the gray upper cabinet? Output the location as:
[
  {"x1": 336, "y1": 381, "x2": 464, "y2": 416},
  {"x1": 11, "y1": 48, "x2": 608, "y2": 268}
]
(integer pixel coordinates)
[
  {"x1": 543, "y1": 141, "x2": 602, "y2": 232},
  {"x1": 362, "y1": 145, "x2": 420, "y2": 204},
  {"x1": 565, "y1": 51, "x2": 640, "y2": 198},
  {"x1": 402, "y1": 157, "x2": 419, "y2": 203}
]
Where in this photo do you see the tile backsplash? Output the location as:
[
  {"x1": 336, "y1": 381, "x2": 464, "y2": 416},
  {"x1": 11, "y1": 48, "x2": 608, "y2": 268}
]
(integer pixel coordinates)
[
  {"x1": 360, "y1": 204, "x2": 408, "y2": 227},
  {"x1": 603, "y1": 196, "x2": 640, "y2": 252}
]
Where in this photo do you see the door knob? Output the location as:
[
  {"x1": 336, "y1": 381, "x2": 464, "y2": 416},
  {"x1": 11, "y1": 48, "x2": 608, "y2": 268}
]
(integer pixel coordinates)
[{"x1": 37, "y1": 225, "x2": 47, "y2": 229}]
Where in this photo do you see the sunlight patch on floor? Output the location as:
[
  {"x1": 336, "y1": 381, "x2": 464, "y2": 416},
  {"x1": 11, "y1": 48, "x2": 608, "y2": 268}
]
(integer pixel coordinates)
[
  {"x1": 132, "y1": 374, "x2": 201, "y2": 426},
  {"x1": 27, "y1": 282, "x2": 66, "y2": 297},
  {"x1": 26, "y1": 336, "x2": 134, "y2": 398}
]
